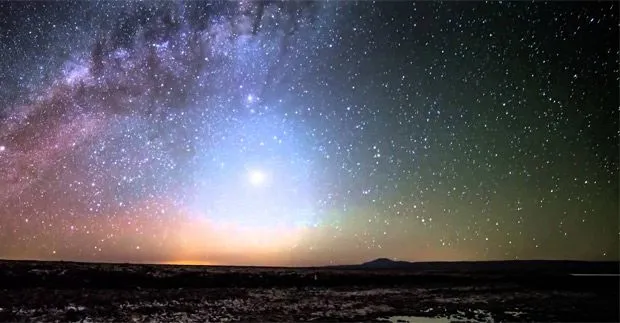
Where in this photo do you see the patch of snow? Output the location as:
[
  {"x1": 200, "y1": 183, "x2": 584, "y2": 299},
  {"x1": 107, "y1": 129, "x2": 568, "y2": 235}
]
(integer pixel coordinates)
[
  {"x1": 433, "y1": 296, "x2": 489, "y2": 304},
  {"x1": 471, "y1": 309, "x2": 494, "y2": 322},
  {"x1": 16, "y1": 308, "x2": 36, "y2": 315},
  {"x1": 381, "y1": 309, "x2": 495, "y2": 323},
  {"x1": 505, "y1": 311, "x2": 526, "y2": 317},
  {"x1": 340, "y1": 289, "x2": 405, "y2": 296}
]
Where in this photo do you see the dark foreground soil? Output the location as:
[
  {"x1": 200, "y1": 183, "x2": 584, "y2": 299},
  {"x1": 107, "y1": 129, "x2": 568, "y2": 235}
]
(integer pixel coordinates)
[{"x1": 0, "y1": 260, "x2": 617, "y2": 322}]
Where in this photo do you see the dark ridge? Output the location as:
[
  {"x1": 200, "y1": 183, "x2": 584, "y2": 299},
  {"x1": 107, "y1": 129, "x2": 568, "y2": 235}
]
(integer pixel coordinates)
[
  {"x1": 327, "y1": 258, "x2": 620, "y2": 275},
  {"x1": 0, "y1": 258, "x2": 617, "y2": 291}
]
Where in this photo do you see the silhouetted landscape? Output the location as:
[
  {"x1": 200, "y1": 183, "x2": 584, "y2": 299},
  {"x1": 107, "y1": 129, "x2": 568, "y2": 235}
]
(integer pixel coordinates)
[{"x1": 0, "y1": 259, "x2": 617, "y2": 322}]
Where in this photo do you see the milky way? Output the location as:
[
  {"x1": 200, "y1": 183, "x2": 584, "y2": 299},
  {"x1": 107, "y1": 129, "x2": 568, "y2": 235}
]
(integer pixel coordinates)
[{"x1": 0, "y1": 1, "x2": 618, "y2": 265}]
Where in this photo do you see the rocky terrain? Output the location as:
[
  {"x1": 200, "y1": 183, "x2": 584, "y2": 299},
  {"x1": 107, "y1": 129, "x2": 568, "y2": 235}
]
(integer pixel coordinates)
[{"x1": 0, "y1": 259, "x2": 617, "y2": 322}]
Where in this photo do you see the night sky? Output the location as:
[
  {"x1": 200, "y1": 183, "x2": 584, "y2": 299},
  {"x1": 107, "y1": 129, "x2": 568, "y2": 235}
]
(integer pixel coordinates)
[{"x1": 0, "y1": 1, "x2": 617, "y2": 266}]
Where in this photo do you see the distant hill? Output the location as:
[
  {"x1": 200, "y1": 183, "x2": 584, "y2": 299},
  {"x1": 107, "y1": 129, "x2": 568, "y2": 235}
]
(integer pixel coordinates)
[
  {"x1": 360, "y1": 258, "x2": 416, "y2": 269},
  {"x1": 328, "y1": 258, "x2": 620, "y2": 274}
]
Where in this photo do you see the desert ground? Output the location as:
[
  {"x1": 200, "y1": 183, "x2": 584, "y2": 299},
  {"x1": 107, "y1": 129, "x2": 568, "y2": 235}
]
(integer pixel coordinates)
[{"x1": 0, "y1": 260, "x2": 617, "y2": 322}]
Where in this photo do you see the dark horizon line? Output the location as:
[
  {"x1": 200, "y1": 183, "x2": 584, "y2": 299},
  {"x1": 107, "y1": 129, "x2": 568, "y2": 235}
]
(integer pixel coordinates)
[{"x1": 1, "y1": 257, "x2": 617, "y2": 268}]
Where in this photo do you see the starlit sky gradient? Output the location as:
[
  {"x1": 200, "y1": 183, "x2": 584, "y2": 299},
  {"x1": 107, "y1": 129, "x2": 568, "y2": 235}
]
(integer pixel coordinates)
[{"x1": 0, "y1": 1, "x2": 617, "y2": 266}]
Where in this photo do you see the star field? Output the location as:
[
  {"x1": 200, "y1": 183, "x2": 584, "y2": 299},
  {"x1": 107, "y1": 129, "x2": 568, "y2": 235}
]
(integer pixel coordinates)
[{"x1": 0, "y1": 1, "x2": 617, "y2": 266}]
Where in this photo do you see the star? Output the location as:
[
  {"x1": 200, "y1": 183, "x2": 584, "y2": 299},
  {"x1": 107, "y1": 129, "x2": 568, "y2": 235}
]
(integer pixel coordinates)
[{"x1": 248, "y1": 169, "x2": 267, "y2": 187}]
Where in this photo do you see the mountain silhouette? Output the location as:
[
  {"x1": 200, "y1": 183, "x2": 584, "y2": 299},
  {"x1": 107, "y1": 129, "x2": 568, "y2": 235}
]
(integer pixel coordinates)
[
  {"x1": 328, "y1": 258, "x2": 619, "y2": 274},
  {"x1": 360, "y1": 258, "x2": 415, "y2": 269}
]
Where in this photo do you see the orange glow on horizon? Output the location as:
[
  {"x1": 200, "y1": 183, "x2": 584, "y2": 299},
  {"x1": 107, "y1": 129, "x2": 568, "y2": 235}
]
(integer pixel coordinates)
[{"x1": 160, "y1": 260, "x2": 214, "y2": 266}]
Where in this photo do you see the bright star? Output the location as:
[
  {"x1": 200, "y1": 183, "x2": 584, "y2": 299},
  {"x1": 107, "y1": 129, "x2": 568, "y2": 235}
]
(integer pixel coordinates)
[{"x1": 248, "y1": 169, "x2": 267, "y2": 186}]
